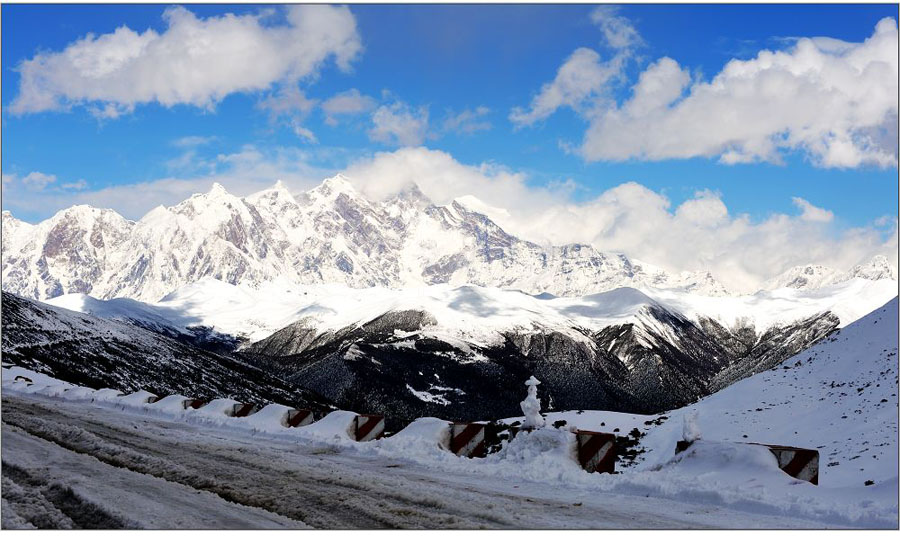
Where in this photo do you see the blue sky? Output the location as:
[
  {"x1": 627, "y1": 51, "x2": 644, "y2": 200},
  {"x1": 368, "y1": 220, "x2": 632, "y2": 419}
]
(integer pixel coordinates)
[{"x1": 1, "y1": 2, "x2": 897, "y2": 243}]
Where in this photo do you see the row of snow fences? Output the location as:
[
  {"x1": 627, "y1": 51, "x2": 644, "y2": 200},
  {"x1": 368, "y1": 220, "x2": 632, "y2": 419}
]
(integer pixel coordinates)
[
  {"x1": 2, "y1": 377, "x2": 827, "y2": 481},
  {"x1": 13, "y1": 380, "x2": 624, "y2": 472},
  {"x1": 353, "y1": 414, "x2": 387, "y2": 442},
  {"x1": 102, "y1": 392, "x2": 317, "y2": 430},
  {"x1": 676, "y1": 440, "x2": 819, "y2": 485},
  {"x1": 448, "y1": 422, "x2": 618, "y2": 473}
]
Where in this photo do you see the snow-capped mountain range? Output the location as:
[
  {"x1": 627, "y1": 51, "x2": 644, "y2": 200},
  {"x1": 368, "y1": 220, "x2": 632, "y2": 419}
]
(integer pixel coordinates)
[
  {"x1": 7, "y1": 175, "x2": 892, "y2": 303},
  {"x1": 762, "y1": 256, "x2": 897, "y2": 291}
]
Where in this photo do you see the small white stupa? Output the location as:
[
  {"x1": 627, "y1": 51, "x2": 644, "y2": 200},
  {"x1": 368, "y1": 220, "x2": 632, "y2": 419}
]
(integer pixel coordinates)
[{"x1": 520, "y1": 375, "x2": 545, "y2": 430}]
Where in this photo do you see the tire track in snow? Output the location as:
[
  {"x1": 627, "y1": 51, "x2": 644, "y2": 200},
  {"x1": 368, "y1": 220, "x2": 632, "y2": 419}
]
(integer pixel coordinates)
[{"x1": 2, "y1": 461, "x2": 135, "y2": 529}]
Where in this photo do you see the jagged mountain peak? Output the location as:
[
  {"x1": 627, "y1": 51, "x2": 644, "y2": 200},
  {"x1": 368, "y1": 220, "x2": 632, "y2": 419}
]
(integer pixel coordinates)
[
  {"x1": 763, "y1": 263, "x2": 841, "y2": 291},
  {"x1": 138, "y1": 204, "x2": 173, "y2": 225},
  {"x1": 171, "y1": 182, "x2": 254, "y2": 223},
  {"x1": 207, "y1": 181, "x2": 229, "y2": 196},
  {"x1": 245, "y1": 180, "x2": 298, "y2": 208},
  {"x1": 52, "y1": 203, "x2": 121, "y2": 220},
  {"x1": 387, "y1": 182, "x2": 432, "y2": 207},
  {"x1": 174, "y1": 182, "x2": 242, "y2": 211},
  {"x1": 850, "y1": 255, "x2": 897, "y2": 281},
  {"x1": 2, "y1": 210, "x2": 31, "y2": 232},
  {"x1": 450, "y1": 194, "x2": 511, "y2": 222},
  {"x1": 312, "y1": 173, "x2": 359, "y2": 199}
]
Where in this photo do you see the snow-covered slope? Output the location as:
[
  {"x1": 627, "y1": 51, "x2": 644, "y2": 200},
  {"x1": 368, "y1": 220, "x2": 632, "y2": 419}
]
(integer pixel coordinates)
[
  {"x1": 1, "y1": 291, "x2": 332, "y2": 410},
  {"x1": 3, "y1": 176, "x2": 736, "y2": 302},
  {"x1": 652, "y1": 277, "x2": 897, "y2": 331},
  {"x1": 530, "y1": 296, "x2": 899, "y2": 489},
  {"x1": 7, "y1": 373, "x2": 890, "y2": 528}
]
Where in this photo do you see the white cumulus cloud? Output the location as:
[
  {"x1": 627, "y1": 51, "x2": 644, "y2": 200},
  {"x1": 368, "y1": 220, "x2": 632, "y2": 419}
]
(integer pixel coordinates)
[
  {"x1": 510, "y1": 48, "x2": 626, "y2": 127},
  {"x1": 258, "y1": 85, "x2": 319, "y2": 142},
  {"x1": 368, "y1": 101, "x2": 430, "y2": 146},
  {"x1": 9, "y1": 5, "x2": 361, "y2": 117},
  {"x1": 321, "y1": 89, "x2": 377, "y2": 125},
  {"x1": 517, "y1": 16, "x2": 898, "y2": 169},
  {"x1": 590, "y1": 5, "x2": 643, "y2": 50},
  {"x1": 580, "y1": 17, "x2": 899, "y2": 168},
  {"x1": 443, "y1": 106, "x2": 492, "y2": 135},
  {"x1": 792, "y1": 197, "x2": 835, "y2": 223},
  {"x1": 21, "y1": 172, "x2": 58, "y2": 191}
]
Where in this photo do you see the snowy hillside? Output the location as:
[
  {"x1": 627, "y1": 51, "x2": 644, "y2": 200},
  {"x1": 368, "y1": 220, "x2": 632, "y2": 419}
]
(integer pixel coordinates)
[
  {"x1": 523, "y1": 296, "x2": 899, "y2": 490},
  {"x1": 1, "y1": 292, "x2": 332, "y2": 410}
]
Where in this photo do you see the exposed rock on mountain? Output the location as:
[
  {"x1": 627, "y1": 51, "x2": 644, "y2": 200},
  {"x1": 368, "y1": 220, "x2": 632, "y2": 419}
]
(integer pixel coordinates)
[{"x1": 239, "y1": 286, "x2": 854, "y2": 420}]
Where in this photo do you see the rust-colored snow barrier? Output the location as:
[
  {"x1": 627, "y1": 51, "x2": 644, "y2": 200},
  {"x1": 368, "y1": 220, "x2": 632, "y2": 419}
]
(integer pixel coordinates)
[
  {"x1": 575, "y1": 430, "x2": 616, "y2": 474},
  {"x1": 448, "y1": 422, "x2": 489, "y2": 458},
  {"x1": 229, "y1": 403, "x2": 259, "y2": 418},
  {"x1": 285, "y1": 409, "x2": 314, "y2": 428},
  {"x1": 676, "y1": 440, "x2": 819, "y2": 485},
  {"x1": 353, "y1": 414, "x2": 385, "y2": 442},
  {"x1": 182, "y1": 398, "x2": 208, "y2": 410},
  {"x1": 754, "y1": 443, "x2": 819, "y2": 485}
]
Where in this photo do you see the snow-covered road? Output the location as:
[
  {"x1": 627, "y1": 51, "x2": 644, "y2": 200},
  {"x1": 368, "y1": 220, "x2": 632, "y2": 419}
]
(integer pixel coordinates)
[{"x1": 2, "y1": 392, "x2": 845, "y2": 529}]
